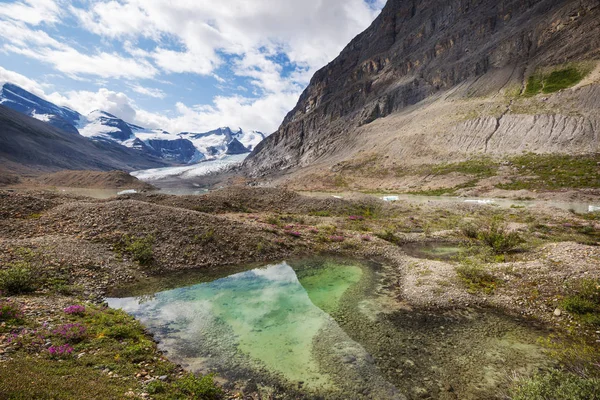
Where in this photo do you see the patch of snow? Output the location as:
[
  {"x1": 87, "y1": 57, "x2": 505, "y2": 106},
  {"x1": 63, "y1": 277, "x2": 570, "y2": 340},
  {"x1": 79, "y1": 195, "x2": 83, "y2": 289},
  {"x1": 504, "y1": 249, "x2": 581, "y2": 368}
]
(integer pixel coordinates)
[
  {"x1": 31, "y1": 111, "x2": 51, "y2": 122},
  {"x1": 382, "y1": 196, "x2": 399, "y2": 202},
  {"x1": 117, "y1": 189, "x2": 138, "y2": 195}
]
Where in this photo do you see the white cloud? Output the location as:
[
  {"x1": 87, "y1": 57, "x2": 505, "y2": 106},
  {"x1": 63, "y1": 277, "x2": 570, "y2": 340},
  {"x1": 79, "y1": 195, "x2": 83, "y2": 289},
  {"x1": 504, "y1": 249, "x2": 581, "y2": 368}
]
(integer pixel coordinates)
[
  {"x1": 0, "y1": 1, "x2": 383, "y2": 134},
  {"x1": 0, "y1": 66, "x2": 50, "y2": 96},
  {"x1": 0, "y1": 20, "x2": 158, "y2": 80},
  {"x1": 0, "y1": 0, "x2": 63, "y2": 26},
  {"x1": 129, "y1": 84, "x2": 166, "y2": 99},
  {"x1": 48, "y1": 88, "x2": 138, "y2": 122}
]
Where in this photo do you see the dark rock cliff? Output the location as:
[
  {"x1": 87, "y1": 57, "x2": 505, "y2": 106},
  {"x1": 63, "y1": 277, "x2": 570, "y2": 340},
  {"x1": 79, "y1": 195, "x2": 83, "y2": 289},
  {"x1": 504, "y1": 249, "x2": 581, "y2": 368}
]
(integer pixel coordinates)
[{"x1": 244, "y1": 0, "x2": 600, "y2": 176}]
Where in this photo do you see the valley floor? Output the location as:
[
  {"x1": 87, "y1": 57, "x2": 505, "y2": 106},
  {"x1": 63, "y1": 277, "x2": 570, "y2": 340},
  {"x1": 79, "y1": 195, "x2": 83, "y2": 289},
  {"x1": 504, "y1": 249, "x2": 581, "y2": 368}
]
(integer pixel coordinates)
[{"x1": 0, "y1": 187, "x2": 599, "y2": 399}]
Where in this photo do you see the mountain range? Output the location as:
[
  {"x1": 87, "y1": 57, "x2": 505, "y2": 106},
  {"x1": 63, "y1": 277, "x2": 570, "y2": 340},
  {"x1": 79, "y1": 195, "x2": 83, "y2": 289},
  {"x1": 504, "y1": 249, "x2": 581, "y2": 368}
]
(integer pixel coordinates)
[{"x1": 0, "y1": 82, "x2": 267, "y2": 165}]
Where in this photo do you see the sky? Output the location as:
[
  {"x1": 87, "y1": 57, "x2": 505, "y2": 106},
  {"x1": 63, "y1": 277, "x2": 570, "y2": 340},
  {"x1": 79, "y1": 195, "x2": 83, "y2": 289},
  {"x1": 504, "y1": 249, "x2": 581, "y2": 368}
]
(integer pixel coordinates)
[{"x1": 0, "y1": 0, "x2": 385, "y2": 134}]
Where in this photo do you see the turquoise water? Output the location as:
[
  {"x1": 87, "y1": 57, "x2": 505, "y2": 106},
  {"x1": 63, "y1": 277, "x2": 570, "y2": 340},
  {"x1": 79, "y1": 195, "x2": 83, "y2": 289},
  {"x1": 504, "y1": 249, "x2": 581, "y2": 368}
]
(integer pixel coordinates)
[
  {"x1": 107, "y1": 259, "x2": 550, "y2": 399},
  {"x1": 107, "y1": 260, "x2": 400, "y2": 398}
]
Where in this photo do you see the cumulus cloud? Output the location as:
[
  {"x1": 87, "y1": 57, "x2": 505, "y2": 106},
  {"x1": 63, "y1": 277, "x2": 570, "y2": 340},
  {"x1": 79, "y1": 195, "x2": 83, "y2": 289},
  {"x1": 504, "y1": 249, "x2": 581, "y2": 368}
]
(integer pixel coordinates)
[{"x1": 0, "y1": 0, "x2": 383, "y2": 134}]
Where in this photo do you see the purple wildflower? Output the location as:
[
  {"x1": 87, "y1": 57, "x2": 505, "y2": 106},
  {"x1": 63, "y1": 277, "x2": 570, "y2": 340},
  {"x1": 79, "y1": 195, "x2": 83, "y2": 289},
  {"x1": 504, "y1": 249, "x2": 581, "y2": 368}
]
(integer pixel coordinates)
[
  {"x1": 286, "y1": 231, "x2": 302, "y2": 238},
  {"x1": 52, "y1": 323, "x2": 87, "y2": 343},
  {"x1": 48, "y1": 344, "x2": 74, "y2": 358},
  {"x1": 0, "y1": 299, "x2": 24, "y2": 321},
  {"x1": 64, "y1": 305, "x2": 86, "y2": 316}
]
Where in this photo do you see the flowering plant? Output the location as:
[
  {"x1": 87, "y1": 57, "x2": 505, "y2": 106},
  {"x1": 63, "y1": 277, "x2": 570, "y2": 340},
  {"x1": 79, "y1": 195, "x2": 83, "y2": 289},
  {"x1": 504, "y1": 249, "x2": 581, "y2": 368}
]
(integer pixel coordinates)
[
  {"x1": 329, "y1": 235, "x2": 345, "y2": 242},
  {"x1": 0, "y1": 299, "x2": 24, "y2": 321},
  {"x1": 64, "y1": 305, "x2": 86, "y2": 316},
  {"x1": 48, "y1": 344, "x2": 74, "y2": 358},
  {"x1": 52, "y1": 323, "x2": 87, "y2": 343},
  {"x1": 360, "y1": 235, "x2": 373, "y2": 242},
  {"x1": 286, "y1": 231, "x2": 302, "y2": 238}
]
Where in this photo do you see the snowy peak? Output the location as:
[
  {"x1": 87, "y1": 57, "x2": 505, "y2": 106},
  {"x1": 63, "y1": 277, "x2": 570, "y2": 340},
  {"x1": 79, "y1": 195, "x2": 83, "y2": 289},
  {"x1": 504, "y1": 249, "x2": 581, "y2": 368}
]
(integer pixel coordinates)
[
  {"x1": 79, "y1": 110, "x2": 134, "y2": 142},
  {"x1": 0, "y1": 82, "x2": 82, "y2": 135},
  {"x1": 0, "y1": 82, "x2": 270, "y2": 164}
]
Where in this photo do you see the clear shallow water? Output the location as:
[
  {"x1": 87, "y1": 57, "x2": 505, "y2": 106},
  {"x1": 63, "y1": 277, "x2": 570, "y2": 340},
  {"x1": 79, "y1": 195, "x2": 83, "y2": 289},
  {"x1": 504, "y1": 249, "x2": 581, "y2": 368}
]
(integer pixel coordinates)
[{"x1": 107, "y1": 259, "x2": 550, "y2": 399}]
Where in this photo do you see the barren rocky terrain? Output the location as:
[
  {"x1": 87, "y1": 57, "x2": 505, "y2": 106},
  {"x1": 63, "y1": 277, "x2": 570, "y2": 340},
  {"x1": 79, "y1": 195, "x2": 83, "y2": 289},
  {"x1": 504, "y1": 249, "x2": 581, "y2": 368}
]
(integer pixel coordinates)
[{"x1": 1, "y1": 187, "x2": 599, "y2": 399}]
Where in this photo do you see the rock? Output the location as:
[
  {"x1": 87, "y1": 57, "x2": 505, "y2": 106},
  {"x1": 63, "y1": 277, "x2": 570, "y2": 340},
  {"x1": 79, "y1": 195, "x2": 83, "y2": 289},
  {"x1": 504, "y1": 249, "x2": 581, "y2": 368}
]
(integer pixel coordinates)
[
  {"x1": 158, "y1": 375, "x2": 168, "y2": 381},
  {"x1": 554, "y1": 308, "x2": 562, "y2": 317}
]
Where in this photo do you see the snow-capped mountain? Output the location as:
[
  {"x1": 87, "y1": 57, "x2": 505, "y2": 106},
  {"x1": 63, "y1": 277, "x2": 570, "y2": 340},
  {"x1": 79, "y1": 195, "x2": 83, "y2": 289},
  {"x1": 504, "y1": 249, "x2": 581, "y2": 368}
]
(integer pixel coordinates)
[
  {"x1": 0, "y1": 82, "x2": 268, "y2": 164},
  {"x1": 0, "y1": 82, "x2": 82, "y2": 135}
]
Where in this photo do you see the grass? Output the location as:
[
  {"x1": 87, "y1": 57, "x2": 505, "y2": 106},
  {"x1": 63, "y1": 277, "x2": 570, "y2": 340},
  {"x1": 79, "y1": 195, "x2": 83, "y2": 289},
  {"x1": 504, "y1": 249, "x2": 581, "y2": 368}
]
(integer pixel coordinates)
[
  {"x1": 523, "y1": 65, "x2": 590, "y2": 97},
  {"x1": 0, "y1": 304, "x2": 223, "y2": 400},
  {"x1": 497, "y1": 153, "x2": 600, "y2": 190},
  {"x1": 511, "y1": 369, "x2": 600, "y2": 400}
]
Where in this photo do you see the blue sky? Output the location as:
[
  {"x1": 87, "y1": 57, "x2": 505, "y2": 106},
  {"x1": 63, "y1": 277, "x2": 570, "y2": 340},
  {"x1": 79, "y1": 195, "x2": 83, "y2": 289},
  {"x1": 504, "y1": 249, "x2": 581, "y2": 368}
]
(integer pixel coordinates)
[{"x1": 0, "y1": 0, "x2": 384, "y2": 133}]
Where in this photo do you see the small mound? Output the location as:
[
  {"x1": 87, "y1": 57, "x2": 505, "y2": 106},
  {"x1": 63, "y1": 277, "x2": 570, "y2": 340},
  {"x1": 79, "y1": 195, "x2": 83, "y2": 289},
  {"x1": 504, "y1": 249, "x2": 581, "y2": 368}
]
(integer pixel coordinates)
[
  {"x1": 0, "y1": 173, "x2": 20, "y2": 187},
  {"x1": 35, "y1": 170, "x2": 155, "y2": 190}
]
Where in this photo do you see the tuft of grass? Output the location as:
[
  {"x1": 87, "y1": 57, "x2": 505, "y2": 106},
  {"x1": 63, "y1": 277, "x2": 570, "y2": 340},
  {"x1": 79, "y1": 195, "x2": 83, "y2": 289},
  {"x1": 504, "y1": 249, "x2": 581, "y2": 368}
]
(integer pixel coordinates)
[
  {"x1": 543, "y1": 67, "x2": 584, "y2": 93},
  {"x1": 523, "y1": 65, "x2": 590, "y2": 97},
  {"x1": 523, "y1": 74, "x2": 543, "y2": 97},
  {"x1": 0, "y1": 263, "x2": 38, "y2": 295}
]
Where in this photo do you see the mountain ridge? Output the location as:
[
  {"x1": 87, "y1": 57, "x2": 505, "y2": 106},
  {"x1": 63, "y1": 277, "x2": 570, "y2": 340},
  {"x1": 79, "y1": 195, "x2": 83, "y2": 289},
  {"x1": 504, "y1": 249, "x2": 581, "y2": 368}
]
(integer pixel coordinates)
[
  {"x1": 243, "y1": 0, "x2": 600, "y2": 184},
  {"x1": 0, "y1": 82, "x2": 267, "y2": 164}
]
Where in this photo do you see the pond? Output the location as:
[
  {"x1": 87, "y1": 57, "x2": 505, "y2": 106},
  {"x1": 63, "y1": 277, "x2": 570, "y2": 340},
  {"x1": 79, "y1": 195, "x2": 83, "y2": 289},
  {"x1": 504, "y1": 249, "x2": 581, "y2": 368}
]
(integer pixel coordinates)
[{"x1": 107, "y1": 258, "x2": 550, "y2": 399}]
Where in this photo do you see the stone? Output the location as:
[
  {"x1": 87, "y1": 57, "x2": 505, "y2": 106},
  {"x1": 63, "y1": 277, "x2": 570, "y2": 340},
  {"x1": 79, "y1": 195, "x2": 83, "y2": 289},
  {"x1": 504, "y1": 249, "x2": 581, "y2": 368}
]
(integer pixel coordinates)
[{"x1": 554, "y1": 308, "x2": 562, "y2": 317}]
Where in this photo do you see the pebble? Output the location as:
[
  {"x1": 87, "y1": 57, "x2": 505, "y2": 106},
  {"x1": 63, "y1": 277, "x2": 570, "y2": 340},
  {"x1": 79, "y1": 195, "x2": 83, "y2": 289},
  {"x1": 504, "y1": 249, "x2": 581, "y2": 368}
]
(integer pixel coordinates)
[{"x1": 554, "y1": 308, "x2": 562, "y2": 317}]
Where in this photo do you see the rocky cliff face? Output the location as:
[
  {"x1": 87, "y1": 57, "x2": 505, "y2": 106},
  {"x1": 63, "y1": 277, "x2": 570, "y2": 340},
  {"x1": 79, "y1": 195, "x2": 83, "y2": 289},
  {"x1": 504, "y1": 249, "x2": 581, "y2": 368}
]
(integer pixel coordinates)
[{"x1": 244, "y1": 0, "x2": 600, "y2": 177}]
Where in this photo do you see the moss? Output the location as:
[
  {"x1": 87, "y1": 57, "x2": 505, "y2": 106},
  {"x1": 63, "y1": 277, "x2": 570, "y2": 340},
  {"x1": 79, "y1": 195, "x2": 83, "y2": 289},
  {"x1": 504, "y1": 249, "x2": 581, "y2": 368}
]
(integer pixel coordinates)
[{"x1": 561, "y1": 279, "x2": 600, "y2": 326}]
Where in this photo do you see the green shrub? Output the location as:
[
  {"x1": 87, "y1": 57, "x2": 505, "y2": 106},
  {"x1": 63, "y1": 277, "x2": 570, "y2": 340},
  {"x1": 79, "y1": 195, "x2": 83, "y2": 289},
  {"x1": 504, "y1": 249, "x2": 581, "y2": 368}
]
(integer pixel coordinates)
[
  {"x1": 456, "y1": 263, "x2": 500, "y2": 294},
  {"x1": 561, "y1": 279, "x2": 600, "y2": 325},
  {"x1": 563, "y1": 296, "x2": 597, "y2": 315},
  {"x1": 175, "y1": 373, "x2": 222, "y2": 399},
  {"x1": 511, "y1": 370, "x2": 600, "y2": 400},
  {"x1": 147, "y1": 380, "x2": 166, "y2": 395},
  {"x1": 0, "y1": 264, "x2": 38, "y2": 294},
  {"x1": 477, "y1": 222, "x2": 523, "y2": 254},
  {"x1": 460, "y1": 223, "x2": 479, "y2": 239},
  {"x1": 124, "y1": 235, "x2": 155, "y2": 265}
]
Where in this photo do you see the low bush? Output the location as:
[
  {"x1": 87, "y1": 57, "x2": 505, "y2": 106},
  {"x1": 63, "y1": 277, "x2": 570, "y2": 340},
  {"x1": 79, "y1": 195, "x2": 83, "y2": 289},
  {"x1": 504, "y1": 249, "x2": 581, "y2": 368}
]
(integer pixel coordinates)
[
  {"x1": 455, "y1": 263, "x2": 500, "y2": 294},
  {"x1": 375, "y1": 230, "x2": 404, "y2": 246},
  {"x1": 175, "y1": 373, "x2": 223, "y2": 400},
  {"x1": 123, "y1": 235, "x2": 155, "y2": 265},
  {"x1": 477, "y1": 222, "x2": 523, "y2": 254},
  {"x1": 0, "y1": 299, "x2": 24, "y2": 322},
  {"x1": 0, "y1": 264, "x2": 38, "y2": 294}
]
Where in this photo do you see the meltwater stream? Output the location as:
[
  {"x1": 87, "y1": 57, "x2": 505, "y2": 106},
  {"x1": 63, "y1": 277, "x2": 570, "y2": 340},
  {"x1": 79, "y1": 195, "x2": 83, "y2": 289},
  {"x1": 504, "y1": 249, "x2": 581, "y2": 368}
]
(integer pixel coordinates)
[{"x1": 107, "y1": 259, "x2": 550, "y2": 399}]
